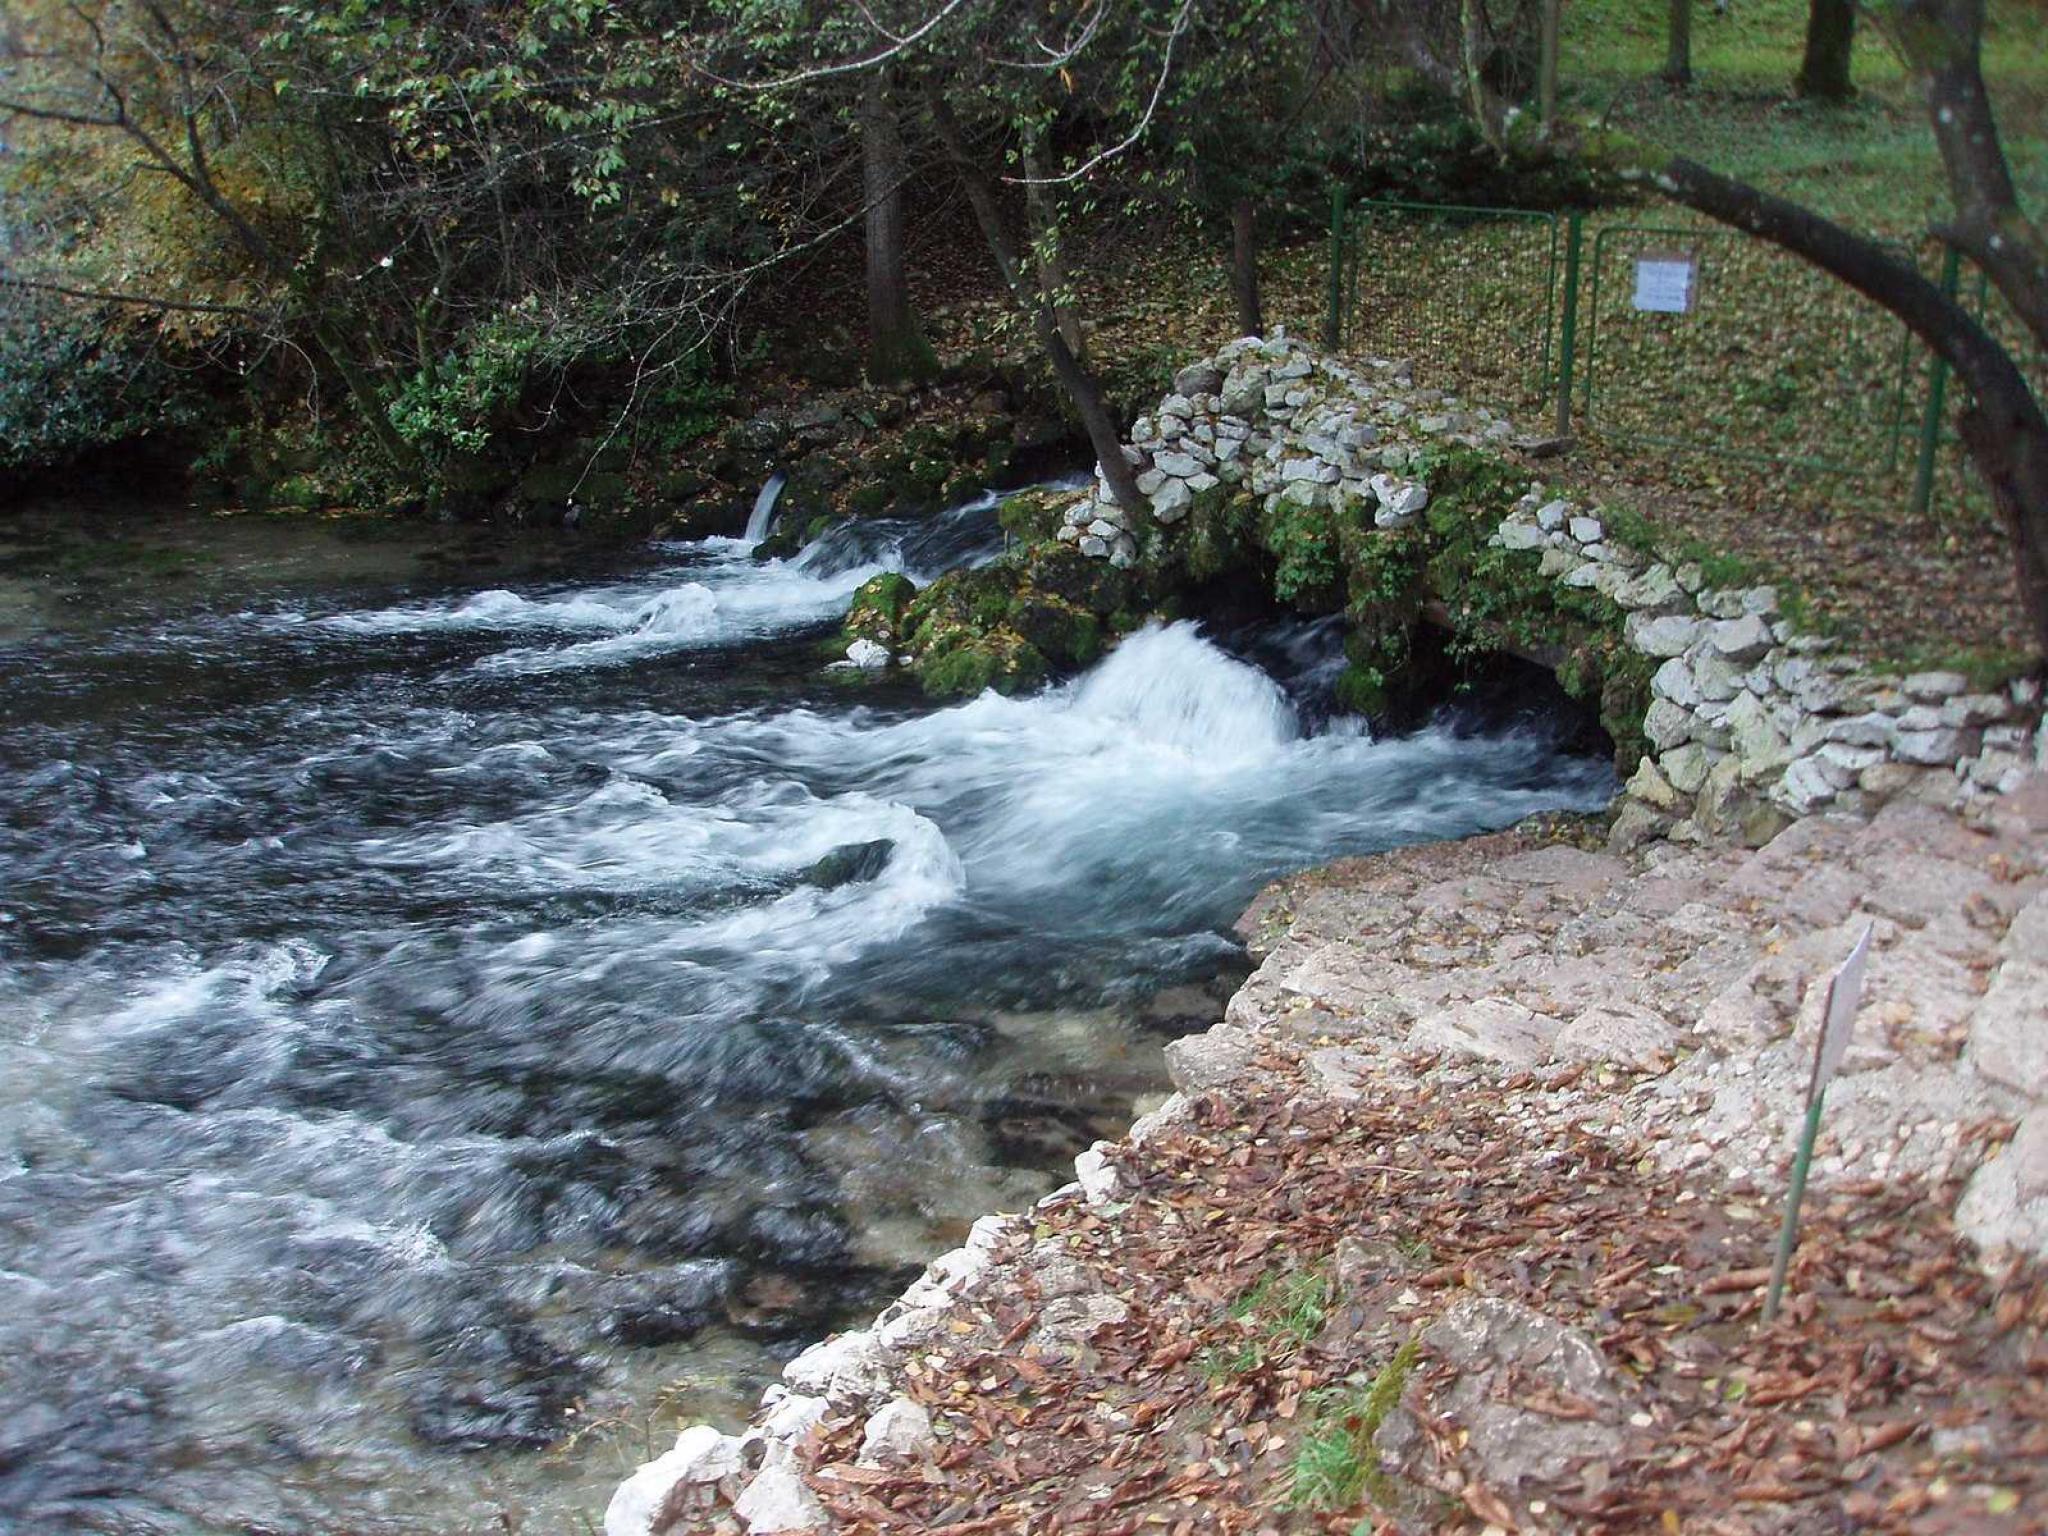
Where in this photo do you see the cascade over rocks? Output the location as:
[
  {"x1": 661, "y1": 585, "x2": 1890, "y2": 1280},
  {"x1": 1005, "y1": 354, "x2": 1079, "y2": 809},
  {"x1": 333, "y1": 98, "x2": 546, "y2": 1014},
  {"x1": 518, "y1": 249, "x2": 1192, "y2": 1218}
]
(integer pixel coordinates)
[{"x1": 839, "y1": 332, "x2": 2045, "y2": 837}]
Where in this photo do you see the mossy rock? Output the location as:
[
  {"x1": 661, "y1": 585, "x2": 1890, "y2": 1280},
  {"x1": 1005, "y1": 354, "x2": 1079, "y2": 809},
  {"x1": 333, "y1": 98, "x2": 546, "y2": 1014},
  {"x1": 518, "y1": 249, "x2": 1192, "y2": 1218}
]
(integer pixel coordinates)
[
  {"x1": 845, "y1": 481, "x2": 893, "y2": 517},
  {"x1": 844, "y1": 572, "x2": 918, "y2": 646},
  {"x1": 1018, "y1": 542, "x2": 1133, "y2": 615},
  {"x1": 915, "y1": 628, "x2": 1049, "y2": 698},
  {"x1": 1007, "y1": 593, "x2": 1101, "y2": 668},
  {"x1": 997, "y1": 489, "x2": 1071, "y2": 546}
]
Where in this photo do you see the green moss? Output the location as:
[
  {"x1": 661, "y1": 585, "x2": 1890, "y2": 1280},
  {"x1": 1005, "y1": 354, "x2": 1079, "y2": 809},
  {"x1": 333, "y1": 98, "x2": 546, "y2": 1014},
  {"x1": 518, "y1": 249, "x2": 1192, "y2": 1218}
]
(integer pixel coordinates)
[
  {"x1": 916, "y1": 629, "x2": 1048, "y2": 697},
  {"x1": 1008, "y1": 593, "x2": 1102, "y2": 667},
  {"x1": 998, "y1": 487, "x2": 1070, "y2": 545},
  {"x1": 1259, "y1": 495, "x2": 1344, "y2": 608},
  {"x1": 843, "y1": 571, "x2": 918, "y2": 647},
  {"x1": 846, "y1": 481, "x2": 892, "y2": 517},
  {"x1": 1288, "y1": 1336, "x2": 1422, "y2": 1514}
]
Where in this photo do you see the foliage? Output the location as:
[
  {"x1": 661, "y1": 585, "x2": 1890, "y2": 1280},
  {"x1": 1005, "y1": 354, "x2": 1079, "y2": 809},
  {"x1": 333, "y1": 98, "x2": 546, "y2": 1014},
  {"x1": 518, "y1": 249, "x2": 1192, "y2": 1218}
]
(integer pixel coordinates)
[
  {"x1": 0, "y1": 299, "x2": 192, "y2": 469},
  {"x1": 386, "y1": 312, "x2": 544, "y2": 463}
]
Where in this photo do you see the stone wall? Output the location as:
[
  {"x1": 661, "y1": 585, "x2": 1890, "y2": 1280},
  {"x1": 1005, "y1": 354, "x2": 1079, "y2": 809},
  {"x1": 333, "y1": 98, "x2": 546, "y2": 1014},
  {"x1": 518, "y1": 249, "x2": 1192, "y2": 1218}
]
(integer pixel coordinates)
[{"x1": 1048, "y1": 333, "x2": 2047, "y2": 844}]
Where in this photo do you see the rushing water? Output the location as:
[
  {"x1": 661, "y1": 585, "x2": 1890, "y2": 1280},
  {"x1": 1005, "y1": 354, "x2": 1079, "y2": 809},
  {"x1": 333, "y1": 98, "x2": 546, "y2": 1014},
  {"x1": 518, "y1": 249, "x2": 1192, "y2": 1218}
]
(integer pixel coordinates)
[{"x1": 0, "y1": 489, "x2": 1613, "y2": 1534}]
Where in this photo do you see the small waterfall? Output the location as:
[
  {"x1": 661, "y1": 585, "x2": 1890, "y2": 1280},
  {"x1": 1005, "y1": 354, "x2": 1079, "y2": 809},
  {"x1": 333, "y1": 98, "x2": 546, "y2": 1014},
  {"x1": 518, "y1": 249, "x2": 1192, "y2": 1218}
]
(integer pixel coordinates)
[
  {"x1": 1071, "y1": 622, "x2": 1301, "y2": 760},
  {"x1": 744, "y1": 470, "x2": 788, "y2": 545}
]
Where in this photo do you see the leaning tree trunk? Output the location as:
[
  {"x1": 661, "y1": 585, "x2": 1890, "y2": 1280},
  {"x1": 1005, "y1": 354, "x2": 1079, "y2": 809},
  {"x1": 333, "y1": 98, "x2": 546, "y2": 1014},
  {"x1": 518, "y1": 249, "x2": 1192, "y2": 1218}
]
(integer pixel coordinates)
[
  {"x1": 1658, "y1": 154, "x2": 2048, "y2": 660},
  {"x1": 1663, "y1": 0, "x2": 1693, "y2": 85},
  {"x1": 861, "y1": 71, "x2": 939, "y2": 384},
  {"x1": 1231, "y1": 198, "x2": 1264, "y2": 337},
  {"x1": 1795, "y1": 0, "x2": 1856, "y2": 101},
  {"x1": 928, "y1": 96, "x2": 1143, "y2": 516}
]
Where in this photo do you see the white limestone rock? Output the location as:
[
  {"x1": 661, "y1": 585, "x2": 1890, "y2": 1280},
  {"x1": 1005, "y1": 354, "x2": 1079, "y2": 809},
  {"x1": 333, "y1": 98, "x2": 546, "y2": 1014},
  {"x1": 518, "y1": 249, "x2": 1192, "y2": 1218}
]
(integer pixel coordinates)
[
  {"x1": 733, "y1": 1460, "x2": 829, "y2": 1533},
  {"x1": 605, "y1": 1425, "x2": 748, "y2": 1536},
  {"x1": 858, "y1": 1397, "x2": 936, "y2": 1466},
  {"x1": 1627, "y1": 613, "x2": 1704, "y2": 659}
]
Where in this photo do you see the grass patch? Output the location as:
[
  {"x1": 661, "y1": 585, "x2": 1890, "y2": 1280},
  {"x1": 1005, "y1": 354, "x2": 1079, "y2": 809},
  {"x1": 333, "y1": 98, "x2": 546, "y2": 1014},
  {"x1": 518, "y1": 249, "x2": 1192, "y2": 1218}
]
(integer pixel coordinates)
[
  {"x1": 1288, "y1": 1336, "x2": 1423, "y2": 1513},
  {"x1": 1195, "y1": 1263, "x2": 1335, "y2": 1383}
]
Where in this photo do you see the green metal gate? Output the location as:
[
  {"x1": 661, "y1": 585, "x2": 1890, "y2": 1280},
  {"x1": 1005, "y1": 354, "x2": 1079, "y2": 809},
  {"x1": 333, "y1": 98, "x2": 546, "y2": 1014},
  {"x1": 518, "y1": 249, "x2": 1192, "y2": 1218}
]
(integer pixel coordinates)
[
  {"x1": 1325, "y1": 187, "x2": 1937, "y2": 486},
  {"x1": 1580, "y1": 222, "x2": 1920, "y2": 477},
  {"x1": 1326, "y1": 195, "x2": 1565, "y2": 414}
]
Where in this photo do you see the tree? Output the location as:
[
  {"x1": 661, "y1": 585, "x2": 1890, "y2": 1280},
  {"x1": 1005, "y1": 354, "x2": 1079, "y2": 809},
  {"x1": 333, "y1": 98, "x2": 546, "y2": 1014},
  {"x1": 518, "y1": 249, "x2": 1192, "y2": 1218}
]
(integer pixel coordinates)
[
  {"x1": 1609, "y1": 0, "x2": 2048, "y2": 658},
  {"x1": 860, "y1": 69, "x2": 939, "y2": 384},
  {"x1": 1795, "y1": 0, "x2": 1857, "y2": 101},
  {"x1": 1663, "y1": 0, "x2": 1694, "y2": 86}
]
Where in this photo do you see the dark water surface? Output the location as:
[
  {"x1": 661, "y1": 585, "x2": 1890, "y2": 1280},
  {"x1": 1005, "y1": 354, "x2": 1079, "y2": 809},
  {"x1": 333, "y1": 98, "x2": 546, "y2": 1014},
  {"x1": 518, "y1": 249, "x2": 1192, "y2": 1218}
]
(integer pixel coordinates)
[{"x1": 0, "y1": 492, "x2": 1613, "y2": 1533}]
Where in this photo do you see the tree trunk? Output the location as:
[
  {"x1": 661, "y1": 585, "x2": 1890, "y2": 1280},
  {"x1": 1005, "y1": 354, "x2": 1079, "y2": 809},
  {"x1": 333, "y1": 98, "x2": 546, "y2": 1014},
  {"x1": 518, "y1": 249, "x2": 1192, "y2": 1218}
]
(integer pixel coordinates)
[
  {"x1": 928, "y1": 96, "x2": 1142, "y2": 516},
  {"x1": 1961, "y1": 403, "x2": 2048, "y2": 663},
  {"x1": 1795, "y1": 0, "x2": 1856, "y2": 102},
  {"x1": 1663, "y1": 0, "x2": 1693, "y2": 86},
  {"x1": 861, "y1": 71, "x2": 938, "y2": 384},
  {"x1": 1022, "y1": 144, "x2": 1087, "y2": 365},
  {"x1": 1231, "y1": 198, "x2": 1264, "y2": 337},
  {"x1": 1658, "y1": 153, "x2": 2048, "y2": 659}
]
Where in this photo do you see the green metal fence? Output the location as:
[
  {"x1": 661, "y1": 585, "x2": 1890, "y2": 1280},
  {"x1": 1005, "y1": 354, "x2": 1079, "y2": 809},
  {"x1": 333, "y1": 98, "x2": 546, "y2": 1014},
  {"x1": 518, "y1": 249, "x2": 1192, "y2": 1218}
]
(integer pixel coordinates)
[
  {"x1": 1913, "y1": 251, "x2": 2048, "y2": 525},
  {"x1": 1325, "y1": 188, "x2": 2007, "y2": 511},
  {"x1": 1580, "y1": 222, "x2": 1920, "y2": 476},
  {"x1": 1326, "y1": 194, "x2": 1565, "y2": 414}
]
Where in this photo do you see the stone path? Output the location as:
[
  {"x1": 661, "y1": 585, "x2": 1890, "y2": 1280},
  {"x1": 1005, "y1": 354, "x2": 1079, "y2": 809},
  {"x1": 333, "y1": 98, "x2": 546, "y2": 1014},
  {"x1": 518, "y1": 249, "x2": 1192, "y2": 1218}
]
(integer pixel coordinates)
[{"x1": 608, "y1": 777, "x2": 2048, "y2": 1535}]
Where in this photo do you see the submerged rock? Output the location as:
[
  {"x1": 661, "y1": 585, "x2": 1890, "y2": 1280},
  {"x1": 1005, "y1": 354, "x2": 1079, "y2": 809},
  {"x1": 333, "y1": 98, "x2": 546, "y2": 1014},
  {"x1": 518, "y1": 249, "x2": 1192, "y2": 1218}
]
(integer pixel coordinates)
[{"x1": 804, "y1": 839, "x2": 896, "y2": 890}]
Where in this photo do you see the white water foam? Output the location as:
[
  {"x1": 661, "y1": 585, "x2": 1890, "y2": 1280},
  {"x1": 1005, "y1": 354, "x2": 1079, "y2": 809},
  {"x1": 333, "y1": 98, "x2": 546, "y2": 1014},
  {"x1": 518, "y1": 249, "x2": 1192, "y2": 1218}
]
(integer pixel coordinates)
[{"x1": 316, "y1": 490, "x2": 1016, "y2": 673}]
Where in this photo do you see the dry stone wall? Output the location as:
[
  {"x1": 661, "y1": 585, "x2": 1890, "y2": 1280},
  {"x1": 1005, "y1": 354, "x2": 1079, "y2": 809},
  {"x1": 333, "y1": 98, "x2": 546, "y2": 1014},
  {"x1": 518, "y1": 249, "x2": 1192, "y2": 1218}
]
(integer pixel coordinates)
[{"x1": 1051, "y1": 333, "x2": 2046, "y2": 844}]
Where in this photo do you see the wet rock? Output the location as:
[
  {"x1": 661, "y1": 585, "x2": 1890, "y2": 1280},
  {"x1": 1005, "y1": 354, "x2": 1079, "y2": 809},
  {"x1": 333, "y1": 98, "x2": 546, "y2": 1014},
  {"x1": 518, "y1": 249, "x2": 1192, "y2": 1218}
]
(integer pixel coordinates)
[
  {"x1": 746, "y1": 1206, "x2": 850, "y2": 1270},
  {"x1": 600, "y1": 1264, "x2": 738, "y2": 1347},
  {"x1": 409, "y1": 1378, "x2": 576, "y2": 1452}
]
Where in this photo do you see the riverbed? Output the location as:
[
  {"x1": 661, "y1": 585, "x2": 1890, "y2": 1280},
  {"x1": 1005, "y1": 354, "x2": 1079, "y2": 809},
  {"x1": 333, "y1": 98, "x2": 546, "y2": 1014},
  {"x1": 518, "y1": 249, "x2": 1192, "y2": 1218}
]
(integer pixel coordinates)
[{"x1": 0, "y1": 489, "x2": 1613, "y2": 1533}]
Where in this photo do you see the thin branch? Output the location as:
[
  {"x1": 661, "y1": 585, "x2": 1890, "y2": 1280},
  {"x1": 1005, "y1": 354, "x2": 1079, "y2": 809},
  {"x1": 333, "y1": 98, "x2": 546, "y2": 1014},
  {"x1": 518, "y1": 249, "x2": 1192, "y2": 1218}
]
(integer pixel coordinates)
[
  {"x1": 1003, "y1": 0, "x2": 1194, "y2": 185},
  {"x1": 0, "y1": 271, "x2": 268, "y2": 317}
]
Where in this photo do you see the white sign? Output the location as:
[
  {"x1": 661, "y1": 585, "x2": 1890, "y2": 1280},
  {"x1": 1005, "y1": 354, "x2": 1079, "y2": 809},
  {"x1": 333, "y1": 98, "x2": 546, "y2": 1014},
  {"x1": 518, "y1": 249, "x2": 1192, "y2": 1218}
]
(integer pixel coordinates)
[
  {"x1": 1814, "y1": 922, "x2": 1874, "y2": 1092},
  {"x1": 1632, "y1": 254, "x2": 1697, "y2": 314}
]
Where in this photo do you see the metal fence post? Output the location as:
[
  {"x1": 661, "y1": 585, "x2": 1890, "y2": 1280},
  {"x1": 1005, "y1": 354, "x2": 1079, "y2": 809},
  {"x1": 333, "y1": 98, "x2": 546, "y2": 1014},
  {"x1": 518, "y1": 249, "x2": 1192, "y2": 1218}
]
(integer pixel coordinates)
[
  {"x1": 1324, "y1": 183, "x2": 1349, "y2": 351},
  {"x1": 1910, "y1": 246, "x2": 1963, "y2": 518},
  {"x1": 1553, "y1": 213, "x2": 1584, "y2": 439}
]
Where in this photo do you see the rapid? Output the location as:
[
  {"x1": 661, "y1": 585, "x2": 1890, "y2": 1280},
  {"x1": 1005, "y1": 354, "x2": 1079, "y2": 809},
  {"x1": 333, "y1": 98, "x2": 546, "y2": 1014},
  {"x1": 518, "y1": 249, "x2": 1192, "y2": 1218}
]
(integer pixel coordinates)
[{"x1": 0, "y1": 488, "x2": 1613, "y2": 1533}]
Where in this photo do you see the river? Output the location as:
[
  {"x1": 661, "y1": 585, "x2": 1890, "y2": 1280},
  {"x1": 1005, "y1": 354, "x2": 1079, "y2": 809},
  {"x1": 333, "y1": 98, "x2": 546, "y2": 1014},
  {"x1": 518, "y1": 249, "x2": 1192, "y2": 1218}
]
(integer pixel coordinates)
[{"x1": 0, "y1": 488, "x2": 1613, "y2": 1533}]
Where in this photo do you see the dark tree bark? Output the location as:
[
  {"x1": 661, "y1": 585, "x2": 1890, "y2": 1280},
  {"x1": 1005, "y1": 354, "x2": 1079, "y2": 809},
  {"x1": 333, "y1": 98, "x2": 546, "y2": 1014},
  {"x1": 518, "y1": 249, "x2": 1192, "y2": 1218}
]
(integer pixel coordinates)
[
  {"x1": 1795, "y1": 0, "x2": 1856, "y2": 101},
  {"x1": 860, "y1": 71, "x2": 938, "y2": 385},
  {"x1": 1231, "y1": 197, "x2": 1264, "y2": 337},
  {"x1": 1663, "y1": 0, "x2": 1693, "y2": 85},
  {"x1": 927, "y1": 94, "x2": 1143, "y2": 517},
  {"x1": 1657, "y1": 155, "x2": 2048, "y2": 656}
]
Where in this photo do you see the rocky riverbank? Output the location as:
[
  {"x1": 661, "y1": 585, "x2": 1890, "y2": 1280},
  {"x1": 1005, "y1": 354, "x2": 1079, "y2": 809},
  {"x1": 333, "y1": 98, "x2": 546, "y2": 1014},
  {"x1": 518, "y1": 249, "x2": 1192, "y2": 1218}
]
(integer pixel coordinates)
[
  {"x1": 603, "y1": 339, "x2": 2048, "y2": 1535},
  {"x1": 606, "y1": 764, "x2": 2048, "y2": 1534}
]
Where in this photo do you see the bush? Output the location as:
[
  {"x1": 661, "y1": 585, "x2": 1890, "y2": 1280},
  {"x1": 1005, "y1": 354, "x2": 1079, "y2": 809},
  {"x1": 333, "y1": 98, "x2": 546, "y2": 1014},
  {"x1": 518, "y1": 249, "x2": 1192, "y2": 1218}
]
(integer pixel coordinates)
[{"x1": 0, "y1": 298, "x2": 193, "y2": 471}]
